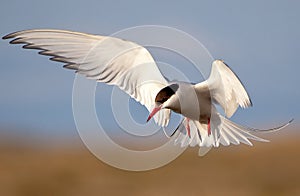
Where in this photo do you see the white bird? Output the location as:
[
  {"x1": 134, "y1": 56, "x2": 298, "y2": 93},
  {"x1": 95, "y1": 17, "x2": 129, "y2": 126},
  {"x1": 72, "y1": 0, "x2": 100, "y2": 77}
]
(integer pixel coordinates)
[{"x1": 3, "y1": 29, "x2": 292, "y2": 156}]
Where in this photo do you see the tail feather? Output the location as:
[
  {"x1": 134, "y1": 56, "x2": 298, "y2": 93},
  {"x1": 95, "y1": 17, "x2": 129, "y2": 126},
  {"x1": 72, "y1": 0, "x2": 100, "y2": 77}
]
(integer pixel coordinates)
[
  {"x1": 173, "y1": 113, "x2": 292, "y2": 156},
  {"x1": 220, "y1": 117, "x2": 270, "y2": 143}
]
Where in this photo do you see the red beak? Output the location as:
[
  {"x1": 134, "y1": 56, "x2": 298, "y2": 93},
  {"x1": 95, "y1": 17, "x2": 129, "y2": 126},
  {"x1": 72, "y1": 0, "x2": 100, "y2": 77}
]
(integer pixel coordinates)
[{"x1": 146, "y1": 105, "x2": 162, "y2": 122}]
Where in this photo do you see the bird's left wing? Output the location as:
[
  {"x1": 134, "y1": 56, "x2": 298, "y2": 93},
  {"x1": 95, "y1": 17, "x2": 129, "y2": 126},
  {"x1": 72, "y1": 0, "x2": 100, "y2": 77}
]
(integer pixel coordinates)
[
  {"x1": 195, "y1": 60, "x2": 252, "y2": 118},
  {"x1": 3, "y1": 29, "x2": 170, "y2": 126}
]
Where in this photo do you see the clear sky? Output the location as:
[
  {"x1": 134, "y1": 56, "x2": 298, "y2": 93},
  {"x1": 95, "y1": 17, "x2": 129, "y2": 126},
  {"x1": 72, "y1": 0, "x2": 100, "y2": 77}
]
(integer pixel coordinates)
[{"x1": 0, "y1": 0, "x2": 299, "y2": 138}]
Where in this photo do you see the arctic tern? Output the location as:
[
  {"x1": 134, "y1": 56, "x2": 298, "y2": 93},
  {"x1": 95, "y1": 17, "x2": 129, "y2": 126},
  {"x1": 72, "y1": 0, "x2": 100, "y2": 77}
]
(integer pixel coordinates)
[{"x1": 3, "y1": 29, "x2": 292, "y2": 156}]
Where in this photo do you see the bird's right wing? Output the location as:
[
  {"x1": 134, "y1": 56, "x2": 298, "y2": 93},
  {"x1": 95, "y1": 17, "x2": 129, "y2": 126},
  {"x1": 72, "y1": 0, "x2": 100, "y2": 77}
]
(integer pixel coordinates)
[
  {"x1": 3, "y1": 29, "x2": 170, "y2": 126},
  {"x1": 196, "y1": 60, "x2": 252, "y2": 118}
]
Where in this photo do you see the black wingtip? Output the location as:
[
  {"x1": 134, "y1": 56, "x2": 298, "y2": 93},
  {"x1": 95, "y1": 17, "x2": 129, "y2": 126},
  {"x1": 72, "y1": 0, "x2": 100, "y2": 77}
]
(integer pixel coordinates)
[
  {"x1": 2, "y1": 30, "x2": 29, "y2": 40},
  {"x1": 2, "y1": 30, "x2": 31, "y2": 40},
  {"x1": 2, "y1": 34, "x2": 10, "y2": 40},
  {"x1": 169, "y1": 129, "x2": 177, "y2": 137},
  {"x1": 288, "y1": 118, "x2": 294, "y2": 124},
  {"x1": 170, "y1": 119, "x2": 185, "y2": 137},
  {"x1": 249, "y1": 98, "x2": 253, "y2": 107},
  {"x1": 2, "y1": 32, "x2": 17, "y2": 40}
]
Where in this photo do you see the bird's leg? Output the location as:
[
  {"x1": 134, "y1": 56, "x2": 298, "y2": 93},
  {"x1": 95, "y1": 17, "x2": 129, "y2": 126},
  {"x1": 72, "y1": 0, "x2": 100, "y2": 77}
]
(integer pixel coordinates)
[
  {"x1": 207, "y1": 117, "x2": 211, "y2": 136},
  {"x1": 185, "y1": 117, "x2": 191, "y2": 138}
]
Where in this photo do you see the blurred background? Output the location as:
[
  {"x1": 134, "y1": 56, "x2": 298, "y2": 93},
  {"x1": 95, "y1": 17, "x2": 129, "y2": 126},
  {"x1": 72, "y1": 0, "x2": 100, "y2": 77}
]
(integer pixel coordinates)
[{"x1": 0, "y1": 0, "x2": 299, "y2": 195}]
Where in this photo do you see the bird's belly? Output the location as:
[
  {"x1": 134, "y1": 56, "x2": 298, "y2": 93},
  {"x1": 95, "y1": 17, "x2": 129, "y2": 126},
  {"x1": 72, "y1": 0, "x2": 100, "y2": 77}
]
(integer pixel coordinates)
[
  {"x1": 180, "y1": 105, "x2": 211, "y2": 121},
  {"x1": 177, "y1": 97, "x2": 212, "y2": 121}
]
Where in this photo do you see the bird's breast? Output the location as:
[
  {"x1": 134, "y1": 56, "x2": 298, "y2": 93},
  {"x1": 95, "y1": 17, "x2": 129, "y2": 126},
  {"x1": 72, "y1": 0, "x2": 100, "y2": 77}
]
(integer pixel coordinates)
[{"x1": 169, "y1": 83, "x2": 212, "y2": 121}]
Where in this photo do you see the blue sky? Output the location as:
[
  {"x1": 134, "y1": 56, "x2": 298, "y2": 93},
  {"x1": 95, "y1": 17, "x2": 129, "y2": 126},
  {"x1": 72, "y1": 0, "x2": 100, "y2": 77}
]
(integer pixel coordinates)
[{"x1": 0, "y1": 1, "x2": 299, "y2": 138}]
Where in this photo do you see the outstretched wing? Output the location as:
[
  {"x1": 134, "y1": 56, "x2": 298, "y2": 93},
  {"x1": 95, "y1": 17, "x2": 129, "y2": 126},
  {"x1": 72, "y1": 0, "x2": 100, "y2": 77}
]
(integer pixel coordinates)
[
  {"x1": 196, "y1": 59, "x2": 252, "y2": 118},
  {"x1": 3, "y1": 29, "x2": 170, "y2": 126}
]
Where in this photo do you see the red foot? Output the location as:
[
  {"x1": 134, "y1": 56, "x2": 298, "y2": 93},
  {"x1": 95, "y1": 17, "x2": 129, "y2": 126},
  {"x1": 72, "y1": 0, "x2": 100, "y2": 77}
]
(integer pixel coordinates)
[
  {"x1": 207, "y1": 117, "x2": 211, "y2": 136},
  {"x1": 186, "y1": 118, "x2": 191, "y2": 138}
]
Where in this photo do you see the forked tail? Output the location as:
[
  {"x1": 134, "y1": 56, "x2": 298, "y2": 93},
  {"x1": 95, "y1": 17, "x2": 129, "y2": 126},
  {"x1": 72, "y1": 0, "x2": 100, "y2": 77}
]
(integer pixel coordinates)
[{"x1": 174, "y1": 114, "x2": 293, "y2": 156}]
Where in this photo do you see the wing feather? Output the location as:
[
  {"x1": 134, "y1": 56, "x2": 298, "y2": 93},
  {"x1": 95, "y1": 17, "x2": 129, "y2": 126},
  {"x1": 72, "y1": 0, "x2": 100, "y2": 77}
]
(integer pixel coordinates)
[
  {"x1": 3, "y1": 29, "x2": 170, "y2": 126},
  {"x1": 197, "y1": 59, "x2": 252, "y2": 117}
]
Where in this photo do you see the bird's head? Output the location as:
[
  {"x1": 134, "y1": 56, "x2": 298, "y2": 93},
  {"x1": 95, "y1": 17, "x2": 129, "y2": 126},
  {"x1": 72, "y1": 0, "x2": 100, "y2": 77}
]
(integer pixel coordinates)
[{"x1": 146, "y1": 83, "x2": 180, "y2": 122}]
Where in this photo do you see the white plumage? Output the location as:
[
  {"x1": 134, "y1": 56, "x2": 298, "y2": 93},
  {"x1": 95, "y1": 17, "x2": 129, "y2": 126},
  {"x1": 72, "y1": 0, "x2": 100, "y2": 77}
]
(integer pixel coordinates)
[
  {"x1": 3, "y1": 29, "x2": 292, "y2": 156},
  {"x1": 3, "y1": 29, "x2": 170, "y2": 126}
]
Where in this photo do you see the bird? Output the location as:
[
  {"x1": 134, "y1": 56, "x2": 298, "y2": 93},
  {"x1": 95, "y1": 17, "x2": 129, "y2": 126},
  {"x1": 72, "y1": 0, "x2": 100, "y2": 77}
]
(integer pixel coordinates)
[{"x1": 3, "y1": 29, "x2": 292, "y2": 156}]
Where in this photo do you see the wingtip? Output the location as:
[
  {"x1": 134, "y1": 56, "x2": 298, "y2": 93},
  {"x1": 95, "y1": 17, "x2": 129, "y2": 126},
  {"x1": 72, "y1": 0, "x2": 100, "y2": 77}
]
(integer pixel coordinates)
[
  {"x1": 2, "y1": 29, "x2": 42, "y2": 40},
  {"x1": 2, "y1": 31, "x2": 20, "y2": 40},
  {"x1": 2, "y1": 29, "x2": 33, "y2": 40},
  {"x1": 215, "y1": 59, "x2": 230, "y2": 68},
  {"x1": 288, "y1": 118, "x2": 294, "y2": 124},
  {"x1": 249, "y1": 98, "x2": 253, "y2": 107},
  {"x1": 2, "y1": 33, "x2": 12, "y2": 40}
]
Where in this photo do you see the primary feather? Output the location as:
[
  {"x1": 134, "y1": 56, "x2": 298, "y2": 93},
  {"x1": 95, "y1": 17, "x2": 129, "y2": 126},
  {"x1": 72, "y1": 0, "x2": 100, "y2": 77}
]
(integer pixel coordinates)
[
  {"x1": 198, "y1": 59, "x2": 252, "y2": 118},
  {"x1": 3, "y1": 29, "x2": 171, "y2": 126}
]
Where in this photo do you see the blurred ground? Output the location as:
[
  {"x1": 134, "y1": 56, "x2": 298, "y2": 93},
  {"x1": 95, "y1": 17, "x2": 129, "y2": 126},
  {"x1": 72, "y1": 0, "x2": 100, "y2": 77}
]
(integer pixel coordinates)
[{"x1": 0, "y1": 128, "x2": 299, "y2": 196}]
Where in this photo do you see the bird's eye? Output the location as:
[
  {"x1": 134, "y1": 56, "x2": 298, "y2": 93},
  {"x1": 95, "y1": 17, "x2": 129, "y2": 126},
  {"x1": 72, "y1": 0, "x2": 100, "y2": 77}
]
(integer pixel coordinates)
[
  {"x1": 157, "y1": 97, "x2": 168, "y2": 104},
  {"x1": 155, "y1": 83, "x2": 179, "y2": 104}
]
